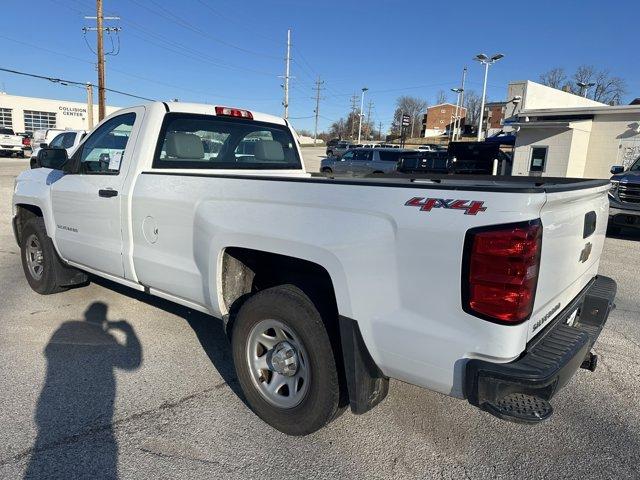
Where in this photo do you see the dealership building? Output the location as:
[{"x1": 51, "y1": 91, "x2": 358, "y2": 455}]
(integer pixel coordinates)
[{"x1": 0, "y1": 93, "x2": 120, "y2": 134}]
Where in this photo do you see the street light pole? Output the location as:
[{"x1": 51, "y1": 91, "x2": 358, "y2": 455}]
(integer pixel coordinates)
[
  {"x1": 357, "y1": 87, "x2": 368, "y2": 143},
  {"x1": 474, "y1": 53, "x2": 504, "y2": 141},
  {"x1": 450, "y1": 87, "x2": 463, "y2": 141}
]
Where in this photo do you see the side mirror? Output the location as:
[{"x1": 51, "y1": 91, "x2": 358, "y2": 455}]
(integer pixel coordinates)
[
  {"x1": 35, "y1": 148, "x2": 68, "y2": 170},
  {"x1": 610, "y1": 165, "x2": 624, "y2": 175},
  {"x1": 39, "y1": 143, "x2": 48, "y2": 149}
]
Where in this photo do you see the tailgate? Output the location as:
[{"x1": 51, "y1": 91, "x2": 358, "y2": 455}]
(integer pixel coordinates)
[
  {"x1": 527, "y1": 183, "x2": 610, "y2": 341},
  {"x1": 1, "y1": 135, "x2": 22, "y2": 147}
]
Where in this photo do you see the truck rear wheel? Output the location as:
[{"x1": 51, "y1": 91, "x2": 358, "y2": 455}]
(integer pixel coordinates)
[
  {"x1": 20, "y1": 217, "x2": 67, "y2": 295},
  {"x1": 231, "y1": 285, "x2": 341, "y2": 435}
]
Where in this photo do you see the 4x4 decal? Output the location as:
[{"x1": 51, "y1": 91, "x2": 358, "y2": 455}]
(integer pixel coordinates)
[{"x1": 405, "y1": 197, "x2": 487, "y2": 215}]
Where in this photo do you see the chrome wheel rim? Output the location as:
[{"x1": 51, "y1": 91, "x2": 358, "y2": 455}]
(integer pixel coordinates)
[
  {"x1": 25, "y1": 234, "x2": 44, "y2": 280},
  {"x1": 246, "y1": 319, "x2": 310, "y2": 409}
]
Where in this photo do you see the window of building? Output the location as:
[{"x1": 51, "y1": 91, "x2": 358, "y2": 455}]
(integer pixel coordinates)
[
  {"x1": 24, "y1": 110, "x2": 56, "y2": 133},
  {"x1": 153, "y1": 113, "x2": 302, "y2": 170},
  {"x1": 0, "y1": 108, "x2": 12, "y2": 129},
  {"x1": 529, "y1": 146, "x2": 548, "y2": 172},
  {"x1": 441, "y1": 109, "x2": 446, "y2": 113}
]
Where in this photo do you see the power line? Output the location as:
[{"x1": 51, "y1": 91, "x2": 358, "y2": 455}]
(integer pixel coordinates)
[
  {"x1": 0, "y1": 66, "x2": 154, "y2": 102},
  {"x1": 129, "y1": 0, "x2": 280, "y2": 60}
]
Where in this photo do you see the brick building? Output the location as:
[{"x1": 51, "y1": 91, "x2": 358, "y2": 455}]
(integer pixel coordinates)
[
  {"x1": 420, "y1": 103, "x2": 466, "y2": 138},
  {"x1": 482, "y1": 101, "x2": 507, "y2": 137}
]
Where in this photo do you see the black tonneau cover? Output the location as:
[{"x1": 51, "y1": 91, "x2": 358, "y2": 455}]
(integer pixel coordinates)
[
  {"x1": 310, "y1": 172, "x2": 611, "y2": 193},
  {"x1": 143, "y1": 170, "x2": 610, "y2": 194}
]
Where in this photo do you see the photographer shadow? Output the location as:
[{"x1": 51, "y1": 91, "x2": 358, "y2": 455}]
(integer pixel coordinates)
[{"x1": 24, "y1": 302, "x2": 142, "y2": 480}]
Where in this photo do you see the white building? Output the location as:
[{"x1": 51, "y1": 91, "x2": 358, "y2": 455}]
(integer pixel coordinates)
[
  {"x1": 511, "y1": 104, "x2": 640, "y2": 178},
  {"x1": 0, "y1": 93, "x2": 120, "y2": 134}
]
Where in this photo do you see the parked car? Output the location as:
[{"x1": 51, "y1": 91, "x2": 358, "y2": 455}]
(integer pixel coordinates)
[
  {"x1": 417, "y1": 144, "x2": 444, "y2": 152},
  {"x1": 321, "y1": 147, "x2": 421, "y2": 176},
  {"x1": 326, "y1": 140, "x2": 347, "y2": 157},
  {"x1": 0, "y1": 127, "x2": 28, "y2": 157},
  {"x1": 30, "y1": 129, "x2": 87, "y2": 168},
  {"x1": 13, "y1": 101, "x2": 616, "y2": 436},
  {"x1": 328, "y1": 141, "x2": 362, "y2": 159},
  {"x1": 396, "y1": 150, "x2": 451, "y2": 174},
  {"x1": 608, "y1": 159, "x2": 640, "y2": 232}
]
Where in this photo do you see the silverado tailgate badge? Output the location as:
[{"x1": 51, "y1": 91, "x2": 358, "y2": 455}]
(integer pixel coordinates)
[
  {"x1": 579, "y1": 242, "x2": 593, "y2": 263},
  {"x1": 405, "y1": 197, "x2": 487, "y2": 215}
]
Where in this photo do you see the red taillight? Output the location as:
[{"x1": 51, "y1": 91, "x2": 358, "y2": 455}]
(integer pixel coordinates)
[
  {"x1": 22, "y1": 137, "x2": 30, "y2": 146},
  {"x1": 215, "y1": 106, "x2": 253, "y2": 119},
  {"x1": 463, "y1": 220, "x2": 542, "y2": 323}
]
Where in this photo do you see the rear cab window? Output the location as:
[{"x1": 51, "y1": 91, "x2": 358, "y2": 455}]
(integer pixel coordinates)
[{"x1": 153, "y1": 113, "x2": 302, "y2": 170}]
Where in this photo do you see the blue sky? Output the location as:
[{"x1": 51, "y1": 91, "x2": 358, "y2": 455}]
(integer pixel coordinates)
[{"x1": 1, "y1": 0, "x2": 638, "y2": 133}]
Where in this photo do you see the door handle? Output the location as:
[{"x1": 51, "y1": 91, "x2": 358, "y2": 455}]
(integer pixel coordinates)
[{"x1": 98, "y1": 189, "x2": 118, "y2": 198}]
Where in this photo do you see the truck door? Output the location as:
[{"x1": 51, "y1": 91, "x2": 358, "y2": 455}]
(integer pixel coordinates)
[{"x1": 50, "y1": 107, "x2": 144, "y2": 278}]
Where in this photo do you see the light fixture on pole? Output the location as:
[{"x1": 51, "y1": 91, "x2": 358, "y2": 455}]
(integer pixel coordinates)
[
  {"x1": 357, "y1": 87, "x2": 368, "y2": 143},
  {"x1": 577, "y1": 81, "x2": 595, "y2": 98},
  {"x1": 450, "y1": 87, "x2": 463, "y2": 141},
  {"x1": 474, "y1": 53, "x2": 504, "y2": 141}
]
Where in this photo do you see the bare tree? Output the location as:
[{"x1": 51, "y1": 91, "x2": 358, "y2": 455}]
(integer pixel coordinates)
[
  {"x1": 464, "y1": 90, "x2": 482, "y2": 127},
  {"x1": 435, "y1": 90, "x2": 448, "y2": 105},
  {"x1": 592, "y1": 70, "x2": 626, "y2": 104},
  {"x1": 539, "y1": 67, "x2": 567, "y2": 89},
  {"x1": 539, "y1": 65, "x2": 627, "y2": 104},
  {"x1": 390, "y1": 96, "x2": 428, "y2": 138}
]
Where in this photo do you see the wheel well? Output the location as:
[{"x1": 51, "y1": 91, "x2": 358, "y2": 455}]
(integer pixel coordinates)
[
  {"x1": 14, "y1": 204, "x2": 43, "y2": 244},
  {"x1": 221, "y1": 247, "x2": 338, "y2": 321}
]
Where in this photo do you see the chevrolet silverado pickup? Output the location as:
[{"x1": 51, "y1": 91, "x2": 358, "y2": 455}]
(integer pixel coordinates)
[
  {"x1": 1, "y1": 127, "x2": 28, "y2": 157},
  {"x1": 608, "y1": 160, "x2": 640, "y2": 232},
  {"x1": 12, "y1": 102, "x2": 616, "y2": 435}
]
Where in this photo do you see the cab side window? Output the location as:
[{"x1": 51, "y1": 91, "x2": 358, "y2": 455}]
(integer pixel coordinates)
[
  {"x1": 49, "y1": 134, "x2": 65, "y2": 148},
  {"x1": 79, "y1": 113, "x2": 136, "y2": 174},
  {"x1": 342, "y1": 151, "x2": 355, "y2": 160},
  {"x1": 61, "y1": 132, "x2": 76, "y2": 149}
]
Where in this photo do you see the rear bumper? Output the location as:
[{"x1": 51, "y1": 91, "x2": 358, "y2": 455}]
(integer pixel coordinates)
[{"x1": 465, "y1": 275, "x2": 616, "y2": 422}]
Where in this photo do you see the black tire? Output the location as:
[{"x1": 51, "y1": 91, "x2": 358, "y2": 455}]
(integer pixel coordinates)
[
  {"x1": 20, "y1": 217, "x2": 67, "y2": 295},
  {"x1": 231, "y1": 285, "x2": 341, "y2": 436},
  {"x1": 321, "y1": 167, "x2": 333, "y2": 175}
]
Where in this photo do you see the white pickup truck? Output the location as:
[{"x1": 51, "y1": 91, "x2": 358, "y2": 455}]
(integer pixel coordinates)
[
  {"x1": 1, "y1": 126, "x2": 27, "y2": 157},
  {"x1": 12, "y1": 102, "x2": 616, "y2": 435}
]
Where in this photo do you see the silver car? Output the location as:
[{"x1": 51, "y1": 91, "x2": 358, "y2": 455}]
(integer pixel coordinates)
[{"x1": 320, "y1": 148, "x2": 414, "y2": 176}]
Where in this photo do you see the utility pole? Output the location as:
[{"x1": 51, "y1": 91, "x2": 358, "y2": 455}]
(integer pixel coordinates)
[
  {"x1": 313, "y1": 75, "x2": 324, "y2": 145},
  {"x1": 378, "y1": 121, "x2": 383, "y2": 141},
  {"x1": 283, "y1": 28, "x2": 291, "y2": 120},
  {"x1": 365, "y1": 99, "x2": 373, "y2": 140},
  {"x1": 83, "y1": 1, "x2": 120, "y2": 122},
  {"x1": 86, "y1": 83, "x2": 94, "y2": 129},
  {"x1": 96, "y1": 0, "x2": 105, "y2": 120},
  {"x1": 349, "y1": 92, "x2": 358, "y2": 139}
]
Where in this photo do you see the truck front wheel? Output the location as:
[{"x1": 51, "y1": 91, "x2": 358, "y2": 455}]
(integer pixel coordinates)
[
  {"x1": 20, "y1": 217, "x2": 67, "y2": 295},
  {"x1": 231, "y1": 285, "x2": 341, "y2": 435}
]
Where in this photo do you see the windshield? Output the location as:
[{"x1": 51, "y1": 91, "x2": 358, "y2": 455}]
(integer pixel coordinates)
[
  {"x1": 630, "y1": 157, "x2": 640, "y2": 171},
  {"x1": 0, "y1": 128, "x2": 14, "y2": 135}
]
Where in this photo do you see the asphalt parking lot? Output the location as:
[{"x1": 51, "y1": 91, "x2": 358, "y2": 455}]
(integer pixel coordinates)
[{"x1": 1, "y1": 155, "x2": 639, "y2": 479}]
